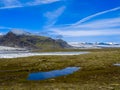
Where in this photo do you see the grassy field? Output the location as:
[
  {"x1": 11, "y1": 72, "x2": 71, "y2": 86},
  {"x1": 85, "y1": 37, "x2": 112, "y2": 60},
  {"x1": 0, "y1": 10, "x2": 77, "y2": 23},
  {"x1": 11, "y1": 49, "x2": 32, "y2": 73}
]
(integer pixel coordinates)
[{"x1": 0, "y1": 48, "x2": 120, "y2": 90}]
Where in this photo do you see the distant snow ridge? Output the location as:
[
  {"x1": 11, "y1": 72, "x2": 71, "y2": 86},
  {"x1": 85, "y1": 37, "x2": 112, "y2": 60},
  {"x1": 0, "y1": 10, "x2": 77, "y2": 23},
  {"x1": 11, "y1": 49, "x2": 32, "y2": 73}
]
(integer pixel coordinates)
[{"x1": 11, "y1": 30, "x2": 32, "y2": 35}]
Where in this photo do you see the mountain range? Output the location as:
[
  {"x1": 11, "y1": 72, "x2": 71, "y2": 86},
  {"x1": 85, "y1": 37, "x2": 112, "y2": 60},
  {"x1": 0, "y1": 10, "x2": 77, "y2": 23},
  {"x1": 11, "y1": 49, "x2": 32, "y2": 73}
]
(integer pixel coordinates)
[
  {"x1": 68, "y1": 42, "x2": 120, "y2": 48},
  {"x1": 0, "y1": 30, "x2": 71, "y2": 50}
]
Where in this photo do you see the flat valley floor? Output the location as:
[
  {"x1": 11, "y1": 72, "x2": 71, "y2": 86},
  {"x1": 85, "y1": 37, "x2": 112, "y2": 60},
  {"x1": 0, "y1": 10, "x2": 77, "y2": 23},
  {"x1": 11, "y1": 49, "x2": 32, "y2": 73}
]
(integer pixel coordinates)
[{"x1": 0, "y1": 48, "x2": 120, "y2": 90}]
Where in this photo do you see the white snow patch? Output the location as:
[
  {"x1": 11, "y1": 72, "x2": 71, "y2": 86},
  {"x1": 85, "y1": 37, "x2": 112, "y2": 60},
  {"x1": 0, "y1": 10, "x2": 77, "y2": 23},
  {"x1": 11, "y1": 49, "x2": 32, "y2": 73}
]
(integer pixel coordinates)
[
  {"x1": 0, "y1": 46, "x2": 26, "y2": 51},
  {"x1": 11, "y1": 30, "x2": 31, "y2": 35},
  {"x1": 0, "y1": 52, "x2": 89, "y2": 58}
]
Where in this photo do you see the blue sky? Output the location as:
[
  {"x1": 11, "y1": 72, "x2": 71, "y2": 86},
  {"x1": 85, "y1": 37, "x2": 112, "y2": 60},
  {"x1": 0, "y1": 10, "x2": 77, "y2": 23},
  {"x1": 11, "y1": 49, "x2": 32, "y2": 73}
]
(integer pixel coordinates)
[{"x1": 0, "y1": 0, "x2": 120, "y2": 43}]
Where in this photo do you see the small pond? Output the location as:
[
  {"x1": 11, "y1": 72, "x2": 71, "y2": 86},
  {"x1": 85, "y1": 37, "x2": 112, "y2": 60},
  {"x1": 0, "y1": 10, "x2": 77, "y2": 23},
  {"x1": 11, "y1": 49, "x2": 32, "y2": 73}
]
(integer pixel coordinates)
[{"x1": 28, "y1": 67, "x2": 80, "y2": 80}]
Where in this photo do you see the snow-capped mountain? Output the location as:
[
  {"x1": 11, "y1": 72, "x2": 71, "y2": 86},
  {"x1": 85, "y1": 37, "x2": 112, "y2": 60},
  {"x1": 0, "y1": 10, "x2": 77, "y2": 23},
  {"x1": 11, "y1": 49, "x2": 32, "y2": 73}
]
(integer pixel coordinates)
[
  {"x1": 68, "y1": 42, "x2": 120, "y2": 48},
  {"x1": 11, "y1": 30, "x2": 32, "y2": 36},
  {"x1": 0, "y1": 30, "x2": 71, "y2": 50},
  {"x1": 0, "y1": 46, "x2": 26, "y2": 51}
]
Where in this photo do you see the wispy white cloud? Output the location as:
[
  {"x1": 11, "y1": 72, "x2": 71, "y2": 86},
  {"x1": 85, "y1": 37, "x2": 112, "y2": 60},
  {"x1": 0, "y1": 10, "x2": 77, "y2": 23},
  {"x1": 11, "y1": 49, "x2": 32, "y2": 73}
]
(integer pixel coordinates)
[
  {"x1": 46, "y1": 7, "x2": 120, "y2": 37},
  {"x1": 50, "y1": 29, "x2": 120, "y2": 37},
  {"x1": 73, "y1": 17, "x2": 120, "y2": 30},
  {"x1": 44, "y1": 6, "x2": 66, "y2": 27},
  {"x1": 73, "y1": 7, "x2": 120, "y2": 25},
  {"x1": 49, "y1": 18, "x2": 120, "y2": 37},
  {"x1": 0, "y1": 0, "x2": 23, "y2": 9},
  {"x1": 27, "y1": 0, "x2": 60, "y2": 6},
  {"x1": 0, "y1": 0, "x2": 21, "y2": 6},
  {"x1": 0, "y1": 0, "x2": 61, "y2": 9}
]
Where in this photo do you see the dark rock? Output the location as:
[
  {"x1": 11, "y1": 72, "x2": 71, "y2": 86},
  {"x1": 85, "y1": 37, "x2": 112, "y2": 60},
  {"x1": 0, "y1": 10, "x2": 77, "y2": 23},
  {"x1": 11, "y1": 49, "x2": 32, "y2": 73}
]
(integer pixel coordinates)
[{"x1": 0, "y1": 30, "x2": 71, "y2": 50}]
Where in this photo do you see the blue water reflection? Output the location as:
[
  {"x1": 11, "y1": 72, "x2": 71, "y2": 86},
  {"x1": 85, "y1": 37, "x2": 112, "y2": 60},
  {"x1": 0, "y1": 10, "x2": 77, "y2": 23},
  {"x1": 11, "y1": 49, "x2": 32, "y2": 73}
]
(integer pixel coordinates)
[{"x1": 28, "y1": 67, "x2": 80, "y2": 80}]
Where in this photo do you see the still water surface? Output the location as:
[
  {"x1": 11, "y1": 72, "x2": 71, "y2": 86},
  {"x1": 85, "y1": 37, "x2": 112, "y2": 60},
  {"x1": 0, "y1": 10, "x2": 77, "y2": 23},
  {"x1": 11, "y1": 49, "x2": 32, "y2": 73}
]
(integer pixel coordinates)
[{"x1": 28, "y1": 67, "x2": 80, "y2": 80}]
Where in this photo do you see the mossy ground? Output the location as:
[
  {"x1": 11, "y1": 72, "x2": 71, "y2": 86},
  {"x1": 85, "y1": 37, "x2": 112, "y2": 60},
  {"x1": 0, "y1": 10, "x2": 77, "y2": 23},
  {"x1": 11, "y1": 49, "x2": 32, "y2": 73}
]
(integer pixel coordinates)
[{"x1": 0, "y1": 48, "x2": 120, "y2": 90}]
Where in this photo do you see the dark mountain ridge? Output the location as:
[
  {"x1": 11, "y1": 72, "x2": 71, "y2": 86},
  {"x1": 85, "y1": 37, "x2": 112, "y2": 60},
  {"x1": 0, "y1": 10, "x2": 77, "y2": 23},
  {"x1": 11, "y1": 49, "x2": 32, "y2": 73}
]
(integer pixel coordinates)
[{"x1": 0, "y1": 30, "x2": 71, "y2": 50}]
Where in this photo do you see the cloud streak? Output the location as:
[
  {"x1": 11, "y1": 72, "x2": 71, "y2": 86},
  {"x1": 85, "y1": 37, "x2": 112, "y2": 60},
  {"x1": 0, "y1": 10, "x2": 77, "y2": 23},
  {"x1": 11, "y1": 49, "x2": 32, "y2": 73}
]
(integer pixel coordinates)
[
  {"x1": 0, "y1": 0, "x2": 22, "y2": 9},
  {"x1": 73, "y1": 6, "x2": 120, "y2": 25},
  {"x1": 73, "y1": 17, "x2": 120, "y2": 30},
  {"x1": 47, "y1": 7, "x2": 120, "y2": 37},
  {"x1": 44, "y1": 6, "x2": 66, "y2": 28},
  {"x1": 0, "y1": 0, "x2": 61, "y2": 9},
  {"x1": 27, "y1": 0, "x2": 60, "y2": 6},
  {"x1": 51, "y1": 29, "x2": 120, "y2": 37}
]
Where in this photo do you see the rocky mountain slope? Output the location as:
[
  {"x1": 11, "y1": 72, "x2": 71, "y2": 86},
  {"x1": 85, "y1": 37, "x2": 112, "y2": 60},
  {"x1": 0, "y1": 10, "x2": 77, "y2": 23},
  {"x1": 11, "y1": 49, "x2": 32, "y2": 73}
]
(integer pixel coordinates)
[{"x1": 0, "y1": 30, "x2": 71, "y2": 50}]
